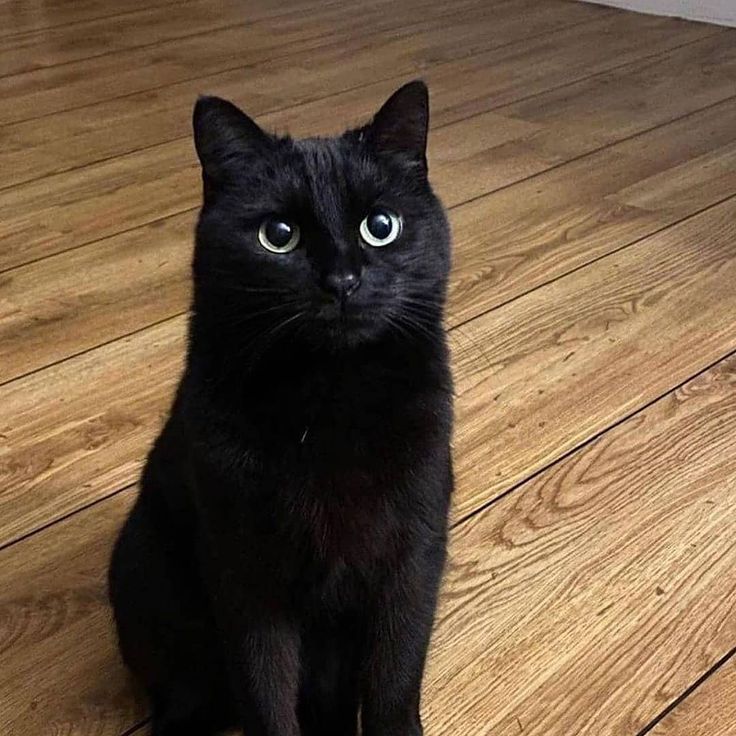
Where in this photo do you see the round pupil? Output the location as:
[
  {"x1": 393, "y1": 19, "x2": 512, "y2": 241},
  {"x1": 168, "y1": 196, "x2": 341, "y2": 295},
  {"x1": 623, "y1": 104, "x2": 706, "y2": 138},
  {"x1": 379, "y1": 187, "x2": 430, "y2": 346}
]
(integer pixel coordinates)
[
  {"x1": 367, "y1": 211, "x2": 392, "y2": 240},
  {"x1": 265, "y1": 220, "x2": 293, "y2": 248}
]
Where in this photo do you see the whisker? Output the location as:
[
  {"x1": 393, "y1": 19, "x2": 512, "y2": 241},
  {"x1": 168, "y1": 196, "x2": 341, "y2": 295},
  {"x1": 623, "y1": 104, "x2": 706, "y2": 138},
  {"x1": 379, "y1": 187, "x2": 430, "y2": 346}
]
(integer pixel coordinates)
[
  {"x1": 214, "y1": 300, "x2": 308, "y2": 330},
  {"x1": 241, "y1": 310, "x2": 306, "y2": 361},
  {"x1": 384, "y1": 314, "x2": 417, "y2": 344},
  {"x1": 397, "y1": 294, "x2": 446, "y2": 309},
  {"x1": 389, "y1": 312, "x2": 441, "y2": 344},
  {"x1": 396, "y1": 301, "x2": 444, "y2": 328},
  {"x1": 397, "y1": 299, "x2": 441, "y2": 318}
]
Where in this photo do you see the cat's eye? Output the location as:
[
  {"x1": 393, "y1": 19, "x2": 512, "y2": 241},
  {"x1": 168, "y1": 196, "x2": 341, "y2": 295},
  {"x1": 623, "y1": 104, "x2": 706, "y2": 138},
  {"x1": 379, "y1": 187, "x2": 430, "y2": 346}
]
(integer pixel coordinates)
[
  {"x1": 359, "y1": 208, "x2": 402, "y2": 247},
  {"x1": 258, "y1": 218, "x2": 300, "y2": 253}
]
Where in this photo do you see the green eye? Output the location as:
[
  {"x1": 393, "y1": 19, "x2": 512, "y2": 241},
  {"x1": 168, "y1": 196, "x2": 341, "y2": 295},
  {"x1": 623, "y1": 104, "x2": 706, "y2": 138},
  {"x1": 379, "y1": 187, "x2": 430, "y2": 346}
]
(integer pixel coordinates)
[
  {"x1": 360, "y1": 208, "x2": 402, "y2": 247},
  {"x1": 258, "y1": 218, "x2": 300, "y2": 253}
]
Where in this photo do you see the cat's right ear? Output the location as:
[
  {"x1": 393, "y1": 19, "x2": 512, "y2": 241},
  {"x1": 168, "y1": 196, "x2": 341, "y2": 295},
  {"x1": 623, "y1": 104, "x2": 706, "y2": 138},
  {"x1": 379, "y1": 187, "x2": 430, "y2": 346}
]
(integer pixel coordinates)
[
  {"x1": 368, "y1": 81, "x2": 429, "y2": 170},
  {"x1": 192, "y1": 96, "x2": 268, "y2": 183}
]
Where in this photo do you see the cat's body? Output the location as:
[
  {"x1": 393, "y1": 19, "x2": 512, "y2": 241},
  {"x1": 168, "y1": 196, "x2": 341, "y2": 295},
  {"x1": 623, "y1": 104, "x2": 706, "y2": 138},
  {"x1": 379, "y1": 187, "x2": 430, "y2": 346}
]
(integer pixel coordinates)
[{"x1": 109, "y1": 81, "x2": 453, "y2": 736}]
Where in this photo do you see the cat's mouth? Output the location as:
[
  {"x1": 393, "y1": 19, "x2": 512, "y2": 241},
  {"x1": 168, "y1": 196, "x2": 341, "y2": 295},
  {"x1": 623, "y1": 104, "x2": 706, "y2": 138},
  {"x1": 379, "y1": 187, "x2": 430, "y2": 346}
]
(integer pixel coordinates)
[
  {"x1": 310, "y1": 297, "x2": 386, "y2": 343},
  {"x1": 314, "y1": 299, "x2": 370, "y2": 323}
]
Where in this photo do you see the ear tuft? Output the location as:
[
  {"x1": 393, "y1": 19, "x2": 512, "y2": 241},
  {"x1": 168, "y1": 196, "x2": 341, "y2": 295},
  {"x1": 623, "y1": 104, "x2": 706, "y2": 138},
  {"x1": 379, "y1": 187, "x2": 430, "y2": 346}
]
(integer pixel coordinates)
[
  {"x1": 192, "y1": 96, "x2": 268, "y2": 182},
  {"x1": 369, "y1": 81, "x2": 429, "y2": 168}
]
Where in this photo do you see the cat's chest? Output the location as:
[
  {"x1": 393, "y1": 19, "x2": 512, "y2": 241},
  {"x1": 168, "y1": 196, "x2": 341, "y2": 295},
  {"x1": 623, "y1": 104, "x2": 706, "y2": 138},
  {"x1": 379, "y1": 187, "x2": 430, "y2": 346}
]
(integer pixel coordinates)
[
  {"x1": 290, "y1": 436, "x2": 408, "y2": 556},
  {"x1": 304, "y1": 483, "x2": 402, "y2": 568},
  {"x1": 208, "y1": 373, "x2": 447, "y2": 559},
  {"x1": 245, "y1": 414, "x2": 417, "y2": 572},
  {"x1": 263, "y1": 374, "x2": 439, "y2": 469}
]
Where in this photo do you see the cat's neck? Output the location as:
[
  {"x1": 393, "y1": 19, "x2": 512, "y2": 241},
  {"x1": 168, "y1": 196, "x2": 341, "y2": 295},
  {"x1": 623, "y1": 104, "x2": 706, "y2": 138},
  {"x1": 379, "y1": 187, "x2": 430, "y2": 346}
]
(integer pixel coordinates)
[{"x1": 181, "y1": 326, "x2": 450, "y2": 437}]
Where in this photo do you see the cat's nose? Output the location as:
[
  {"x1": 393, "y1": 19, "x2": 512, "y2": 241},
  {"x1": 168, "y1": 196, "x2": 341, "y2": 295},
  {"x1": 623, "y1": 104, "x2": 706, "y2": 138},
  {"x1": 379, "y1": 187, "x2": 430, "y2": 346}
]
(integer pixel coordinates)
[{"x1": 321, "y1": 271, "x2": 361, "y2": 301}]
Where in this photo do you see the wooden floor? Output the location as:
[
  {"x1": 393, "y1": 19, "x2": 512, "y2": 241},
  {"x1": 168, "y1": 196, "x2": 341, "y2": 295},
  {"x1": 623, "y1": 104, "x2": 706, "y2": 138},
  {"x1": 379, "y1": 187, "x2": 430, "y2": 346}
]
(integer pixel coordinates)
[{"x1": 1, "y1": 0, "x2": 735, "y2": 733}]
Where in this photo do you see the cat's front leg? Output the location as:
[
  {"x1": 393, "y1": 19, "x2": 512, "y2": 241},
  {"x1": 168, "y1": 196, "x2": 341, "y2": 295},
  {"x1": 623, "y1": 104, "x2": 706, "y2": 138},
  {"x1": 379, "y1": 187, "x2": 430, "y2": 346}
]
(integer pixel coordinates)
[
  {"x1": 361, "y1": 539, "x2": 447, "y2": 736},
  {"x1": 198, "y1": 514, "x2": 302, "y2": 736},
  {"x1": 226, "y1": 614, "x2": 301, "y2": 736}
]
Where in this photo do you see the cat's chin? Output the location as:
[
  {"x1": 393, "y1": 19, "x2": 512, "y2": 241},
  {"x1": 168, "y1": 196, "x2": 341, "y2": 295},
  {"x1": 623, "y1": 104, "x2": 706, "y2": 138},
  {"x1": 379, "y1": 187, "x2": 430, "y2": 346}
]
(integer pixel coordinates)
[{"x1": 318, "y1": 319, "x2": 386, "y2": 349}]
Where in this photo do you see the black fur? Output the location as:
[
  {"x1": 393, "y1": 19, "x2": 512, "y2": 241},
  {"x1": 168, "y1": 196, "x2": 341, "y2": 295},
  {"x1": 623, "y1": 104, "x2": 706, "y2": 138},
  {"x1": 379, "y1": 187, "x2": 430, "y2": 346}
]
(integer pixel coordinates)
[{"x1": 108, "y1": 80, "x2": 453, "y2": 736}]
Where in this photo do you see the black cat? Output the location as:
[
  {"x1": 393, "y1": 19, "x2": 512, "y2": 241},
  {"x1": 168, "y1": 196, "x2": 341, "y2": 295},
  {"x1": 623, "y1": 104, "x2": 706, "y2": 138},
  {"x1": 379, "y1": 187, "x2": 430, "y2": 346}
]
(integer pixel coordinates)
[{"x1": 108, "y1": 80, "x2": 454, "y2": 736}]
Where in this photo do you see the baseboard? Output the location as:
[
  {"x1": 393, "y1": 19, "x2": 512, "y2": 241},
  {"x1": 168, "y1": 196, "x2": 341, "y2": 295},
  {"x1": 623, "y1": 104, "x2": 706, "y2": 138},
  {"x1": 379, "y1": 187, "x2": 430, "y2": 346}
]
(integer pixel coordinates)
[{"x1": 582, "y1": 0, "x2": 736, "y2": 27}]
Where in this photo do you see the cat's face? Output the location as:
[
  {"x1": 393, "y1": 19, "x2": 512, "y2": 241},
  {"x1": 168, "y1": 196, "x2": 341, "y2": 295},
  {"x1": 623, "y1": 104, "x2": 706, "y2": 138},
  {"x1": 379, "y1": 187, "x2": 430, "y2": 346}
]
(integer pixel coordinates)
[{"x1": 192, "y1": 82, "x2": 450, "y2": 356}]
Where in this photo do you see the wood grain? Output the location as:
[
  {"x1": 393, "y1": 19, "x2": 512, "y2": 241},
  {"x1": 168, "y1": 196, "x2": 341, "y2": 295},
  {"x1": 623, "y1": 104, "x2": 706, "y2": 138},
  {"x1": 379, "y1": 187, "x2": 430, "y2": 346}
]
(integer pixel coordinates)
[
  {"x1": 0, "y1": 0, "x2": 603, "y2": 128},
  {"x1": 451, "y1": 195, "x2": 736, "y2": 521},
  {"x1": 425, "y1": 355, "x2": 736, "y2": 735},
  {"x1": 0, "y1": 0, "x2": 476, "y2": 78},
  {"x1": 0, "y1": 8, "x2": 710, "y2": 195},
  {"x1": 0, "y1": 489, "x2": 145, "y2": 736},
  {"x1": 434, "y1": 31, "x2": 736, "y2": 207},
  {"x1": 2, "y1": 355, "x2": 733, "y2": 736},
  {"x1": 0, "y1": 0, "x2": 311, "y2": 76},
  {"x1": 446, "y1": 96, "x2": 736, "y2": 326},
  {"x1": 649, "y1": 657, "x2": 736, "y2": 735},
  {"x1": 0, "y1": 0, "x2": 193, "y2": 39},
  {"x1": 0, "y1": 320, "x2": 183, "y2": 548}
]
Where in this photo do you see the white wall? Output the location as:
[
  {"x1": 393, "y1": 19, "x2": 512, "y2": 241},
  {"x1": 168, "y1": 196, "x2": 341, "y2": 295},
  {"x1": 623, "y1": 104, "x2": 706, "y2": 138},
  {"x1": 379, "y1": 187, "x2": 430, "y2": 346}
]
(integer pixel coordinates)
[{"x1": 583, "y1": 0, "x2": 736, "y2": 26}]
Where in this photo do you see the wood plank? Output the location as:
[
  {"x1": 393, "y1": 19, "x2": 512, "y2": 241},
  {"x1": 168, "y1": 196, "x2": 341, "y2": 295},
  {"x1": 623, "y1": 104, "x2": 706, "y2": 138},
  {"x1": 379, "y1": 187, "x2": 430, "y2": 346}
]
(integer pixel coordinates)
[
  {"x1": 424, "y1": 355, "x2": 736, "y2": 734},
  {"x1": 0, "y1": 0, "x2": 598, "y2": 127},
  {"x1": 3, "y1": 91, "x2": 736, "y2": 388},
  {"x1": 0, "y1": 0, "x2": 487, "y2": 78},
  {"x1": 0, "y1": 321, "x2": 183, "y2": 549},
  {"x1": 2, "y1": 192, "x2": 735, "y2": 547},
  {"x1": 0, "y1": 212, "x2": 195, "y2": 383},
  {"x1": 0, "y1": 0, "x2": 492, "y2": 42},
  {"x1": 2, "y1": 353, "x2": 734, "y2": 735},
  {"x1": 446, "y1": 96, "x2": 736, "y2": 326},
  {"x1": 649, "y1": 657, "x2": 736, "y2": 735},
  {"x1": 451, "y1": 195, "x2": 736, "y2": 521},
  {"x1": 0, "y1": 0, "x2": 317, "y2": 76},
  {"x1": 0, "y1": 0, "x2": 190, "y2": 38},
  {"x1": 0, "y1": 489, "x2": 145, "y2": 736},
  {"x1": 434, "y1": 31, "x2": 736, "y2": 207},
  {"x1": 0, "y1": 7, "x2": 709, "y2": 193}
]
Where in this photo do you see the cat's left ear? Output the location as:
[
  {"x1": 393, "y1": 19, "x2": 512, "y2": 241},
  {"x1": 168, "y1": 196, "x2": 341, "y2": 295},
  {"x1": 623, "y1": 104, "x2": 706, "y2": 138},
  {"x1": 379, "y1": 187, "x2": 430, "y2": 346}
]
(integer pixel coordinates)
[
  {"x1": 192, "y1": 95, "x2": 269, "y2": 183},
  {"x1": 369, "y1": 80, "x2": 429, "y2": 170}
]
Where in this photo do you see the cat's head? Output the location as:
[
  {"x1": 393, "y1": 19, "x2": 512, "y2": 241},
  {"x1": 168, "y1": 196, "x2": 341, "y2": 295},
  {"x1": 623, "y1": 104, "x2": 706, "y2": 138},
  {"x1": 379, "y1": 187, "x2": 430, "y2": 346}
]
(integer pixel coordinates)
[{"x1": 191, "y1": 81, "x2": 450, "y2": 359}]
